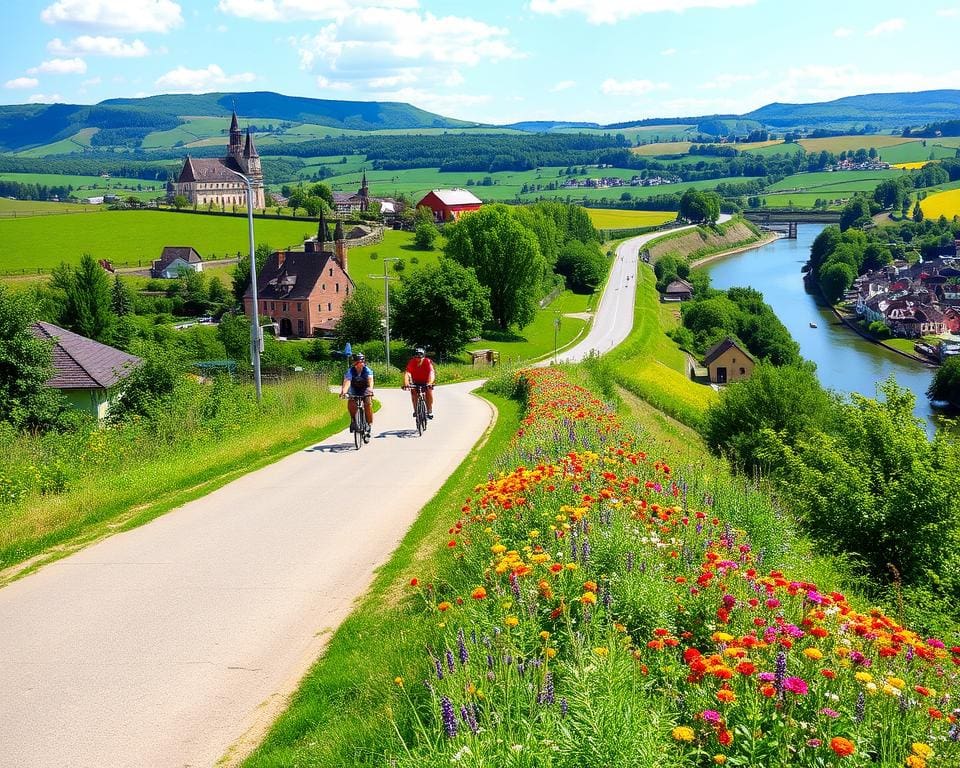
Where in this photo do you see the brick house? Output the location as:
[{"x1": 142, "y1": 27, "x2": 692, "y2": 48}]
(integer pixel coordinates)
[
  {"x1": 703, "y1": 337, "x2": 755, "y2": 385},
  {"x1": 243, "y1": 218, "x2": 355, "y2": 338},
  {"x1": 416, "y1": 188, "x2": 482, "y2": 223}
]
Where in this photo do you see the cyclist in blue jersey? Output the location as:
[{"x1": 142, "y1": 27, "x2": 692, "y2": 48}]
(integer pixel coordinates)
[{"x1": 340, "y1": 352, "x2": 374, "y2": 436}]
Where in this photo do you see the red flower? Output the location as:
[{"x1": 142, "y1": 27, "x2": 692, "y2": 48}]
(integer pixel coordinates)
[{"x1": 829, "y1": 737, "x2": 855, "y2": 757}]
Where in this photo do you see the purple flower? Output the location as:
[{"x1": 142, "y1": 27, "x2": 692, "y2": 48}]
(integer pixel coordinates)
[
  {"x1": 560, "y1": 698, "x2": 568, "y2": 717},
  {"x1": 446, "y1": 649, "x2": 455, "y2": 673},
  {"x1": 626, "y1": 551, "x2": 635, "y2": 573},
  {"x1": 807, "y1": 738, "x2": 822, "y2": 748},
  {"x1": 509, "y1": 571, "x2": 521, "y2": 600},
  {"x1": 457, "y1": 628, "x2": 469, "y2": 665},
  {"x1": 440, "y1": 696, "x2": 458, "y2": 738},
  {"x1": 819, "y1": 707, "x2": 840, "y2": 718},
  {"x1": 701, "y1": 709, "x2": 722, "y2": 725},
  {"x1": 758, "y1": 672, "x2": 775, "y2": 683}
]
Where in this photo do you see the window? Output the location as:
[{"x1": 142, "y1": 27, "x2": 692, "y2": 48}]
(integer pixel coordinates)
[
  {"x1": 297, "y1": 319, "x2": 304, "y2": 335},
  {"x1": 270, "y1": 302, "x2": 275, "y2": 310},
  {"x1": 329, "y1": 268, "x2": 333, "y2": 277},
  {"x1": 740, "y1": 368, "x2": 746, "y2": 375},
  {"x1": 282, "y1": 302, "x2": 288, "y2": 311},
  {"x1": 322, "y1": 283, "x2": 326, "y2": 291},
  {"x1": 335, "y1": 283, "x2": 339, "y2": 293},
  {"x1": 328, "y1": 302, "x2": 332, "y2": 311}
]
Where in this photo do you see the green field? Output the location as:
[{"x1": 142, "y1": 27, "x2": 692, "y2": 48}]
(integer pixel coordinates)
[
  {"x1": 740, "y1": 141, "x2": 806, "y2": 157},
  {"x1": 0, "y1": 198, "x2": 106, "y2": 216},
  {"x1": 765, "y1": 169, "x2": 905, "y2": 194},
  {"x1": 0, "y1": 210, "x2": 320, "y2": 272},
  {"x1": 15, "y1": 128, "x2": 99, "y2": 157},
  {"x1": 0, "y1": 171, "x2": 168, "y2": 200},
  {"x1": 141, "y1": 116, "x2": 233, "y2": 149}
]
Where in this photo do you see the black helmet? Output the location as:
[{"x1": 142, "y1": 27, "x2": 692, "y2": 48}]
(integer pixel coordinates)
[
  {"x1": 414, "y1": 347, "x2": 426, "y2": 356},
  {"x1": 352, "y1": 352, "x2": 365, "y2": 362}
]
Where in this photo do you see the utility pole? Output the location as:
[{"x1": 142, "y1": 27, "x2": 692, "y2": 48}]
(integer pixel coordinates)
[{"x1": 370, "y1": 257, "x2": 399, "y2": 368}]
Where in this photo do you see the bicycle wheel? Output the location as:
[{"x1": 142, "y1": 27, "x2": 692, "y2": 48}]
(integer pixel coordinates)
[
  {"x1": 354, "y1": 406, "x2": 364, "y2": 450},
  {"x1": 416, "y1": 395, "x2": 427, "y2": 435}
]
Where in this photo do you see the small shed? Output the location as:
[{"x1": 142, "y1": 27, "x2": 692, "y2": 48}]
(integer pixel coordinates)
[
  {"x1": 469, "y1": 349, "x2": 500, "y2": 366},
  {"x1": 703, "y1": 337, "x2": 754, "y2": 385},
  {"x1": 663, "y1": 278, "x2": 694, "y2": 302}
]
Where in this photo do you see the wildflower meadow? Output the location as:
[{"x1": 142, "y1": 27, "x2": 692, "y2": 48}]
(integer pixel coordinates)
[{"x1": 392, "y1": 367, "x2": 960, "y2": 767}]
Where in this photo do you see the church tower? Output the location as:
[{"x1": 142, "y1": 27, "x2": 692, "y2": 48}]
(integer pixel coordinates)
[
  {"x1": 359, "y1": 170, "x2": 369, "y2": 212},
  {"x1": 228, "y1": 111, "x2": 242, "y2": 160}
]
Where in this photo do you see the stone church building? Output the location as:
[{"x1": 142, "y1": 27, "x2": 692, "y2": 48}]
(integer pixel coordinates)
[{"x1": 171, "y1": 112, "x2": 265, "y2": 210}]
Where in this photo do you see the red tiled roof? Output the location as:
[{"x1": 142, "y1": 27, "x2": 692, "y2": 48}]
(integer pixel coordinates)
[{"x1": 29, "y1": 322, "x2": 141, "y2": 390}]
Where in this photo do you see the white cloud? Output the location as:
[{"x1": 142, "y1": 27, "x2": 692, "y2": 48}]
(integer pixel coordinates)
[
  {"x1": 529, "y1": 0, "x2": 755, "y2": 25},
  {"x1": 550, "y1": 80, "x2": 576, "y2": 92},
  {"x1": 217, "y1": 0, "x2": 417, "y2": 22},
  {"x1": 660, "y1": 47, "x2": 677, "y2": 56},
  {"x1": 866, "y1": 18, "x2": 905, "y2": 36},
  {"x1": 5, "y1": 77, "x2": 40, "y2": 89},
  {"x1": 315, "y1": 75, "x2": 352, "y2": 90},
  {"x1": 444, "y1": 70, "x2": 465, "y2": 87},
  {"x1": 366, "y1": 85, "x2": 490, "y2": 122},
  {"x1": 47, "y1": 36, "x2": 150, "y2": 57},
  {"x1": 600, "y1": 78, "x2": 669, "y2": 96},
  {"x1": 29, "y1": 58, "x2": 87, "y2": 75},
  {"x1": 155, "y1": 64, "x2": 257, "y2": 92},
  {"x1": 41, "y1": 0, "x2": 183, "y2": 32},
  {"x1": 833, "y1": 27, "x2": 853, "y2": 38},
  {"x1": 936, "y1": 8, "x2": 959, "y2": 16},
  {"x1": 27, "y1": 93, "x2": 63, "y2": 103}
]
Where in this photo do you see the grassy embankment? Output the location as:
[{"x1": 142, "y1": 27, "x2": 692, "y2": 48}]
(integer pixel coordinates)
[{"x1": 0, "y1": 378, "x2": 345, "y2": 582}]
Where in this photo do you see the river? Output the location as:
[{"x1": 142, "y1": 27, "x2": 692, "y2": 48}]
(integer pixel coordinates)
[{"x1": 702, "y1": 223, "x2": 941, "y2": 436}]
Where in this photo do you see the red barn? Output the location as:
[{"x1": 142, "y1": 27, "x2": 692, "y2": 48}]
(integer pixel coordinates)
[{"x1": 416, "y1": 188, "x2": 482, "y2": 223}]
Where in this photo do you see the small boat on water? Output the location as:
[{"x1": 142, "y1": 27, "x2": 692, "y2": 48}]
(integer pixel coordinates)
[{"x1": 809, "y1": 322, "x2": 818, "y2": 328}]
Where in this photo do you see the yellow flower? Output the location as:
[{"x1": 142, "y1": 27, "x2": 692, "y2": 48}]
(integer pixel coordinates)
[
  {"x1": 714, "y1": 756, "x2": 727, "y2": 765},
  {"x1": 491, "y1": 544, "x2": 507, "y2": 554},
  {"x1": 671, "y1": 726, "x2": 695, "y2": 743},
  {"x1": 803, "y1": 647, "x2": 823, "y2": 661},
  {"x1": 504, "y1": 615, "x2": 519, "y2": 628},
  {"x1": 711, "y1": 631, "x2": 734, "y2": 643},
  {"x1": 887, "y1": 676, "x2": 905, "y2": 690},
  {"x1": 394, "y1": 676, "x2": 404, "y2": 687},
  {"x1": 911, "y1": 743, "x2": 933, "y2": 758},
  {"x1": 593, "y1": 647, "x2": 609, "y2": 657},
  {"x1": 854, "y1": 671, "x2": 873, "y2": 684},
  {"x1": 528, "y1": 529, "x2": 540, "y2": 538},
  {"x1": 580, "y1": 591, "x2": 597, "y2": 605},
  {"x1": 565, "y1": 562, "x2": 579, "y2": 571},
  {"x1": 905, "y1": 756, "x2": 927, "y2": 768},
  {"x1": 545, "y1": 648, "x2": 557, "y2": 658},
  {"x1": 865, "y1": 681, "x2": 878, "y2": 694},
  {"x1": 540, "y1": 631, "x2": 551, "y2": 640}
]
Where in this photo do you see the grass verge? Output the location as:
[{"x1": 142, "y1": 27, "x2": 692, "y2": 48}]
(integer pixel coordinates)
[{"x1": 240, "y1": 389, "x2": 520, "y2": 767}]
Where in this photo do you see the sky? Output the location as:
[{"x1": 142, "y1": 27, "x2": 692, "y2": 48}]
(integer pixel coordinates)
[{"x1": 2, "y1": 0, "x2": 960, "y2": 125}]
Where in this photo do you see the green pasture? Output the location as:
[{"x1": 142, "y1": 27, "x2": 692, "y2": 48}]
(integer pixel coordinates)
[
  {"x1": 15, "y1": 128, "x2": 99, "y2": 157},
  {"x1": 876, "y1": 141, "x2": 960, "y2": 163},
  {"x1": 0, "y1": 210, "x2": 319, "y2": 273},
  {"x1": 141, "y1": 116, "x2": 232, "y2": 149},
  {"x1": 0, "y1": 198, "x2": 106, "y2": 216},
  {"x1": 531, "y1": 176, "x2": 760, "y2": 203},
  {"x1": 765, "y1": 169, "x2": 904, "y2": 194},
  {"x1": 740, "y1": 141, "x2": 805, "y2": 157},
  {"x1": 558, "y1": 124, "x2": 697, "y2": 142},
  {"x1": 757, "y1": 193, "x2": 845, "y2": 208},
  {"x1": 0, "y1": 171, "x2": 168, "y2": 200}
]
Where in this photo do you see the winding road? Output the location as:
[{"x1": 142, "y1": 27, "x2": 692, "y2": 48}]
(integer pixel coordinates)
[{"x1": 0, "y1": 222, "x2": 690, "y2": 767}]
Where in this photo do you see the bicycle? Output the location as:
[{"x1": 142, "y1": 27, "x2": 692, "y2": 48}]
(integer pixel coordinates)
[
  {"x1": 343, "y1": 393, "x2": 371, "y2": 450},
  {"x1": 405, "y1": 384, "x2": 432, "y2": 436}
]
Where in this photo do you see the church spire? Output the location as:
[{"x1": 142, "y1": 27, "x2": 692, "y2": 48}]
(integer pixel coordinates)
[
  {"x1": 243, "y1": 127, "x2": 259, "y2": 158},
  {"x1": 318, "y1": 209, "x2": 327, "y2": 243},
  {"x1": 228, "y1": 111, "x2": 242, "y2": 158}
]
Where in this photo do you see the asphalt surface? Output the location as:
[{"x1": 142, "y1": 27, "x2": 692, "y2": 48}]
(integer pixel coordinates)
[{"x1": 0, "y1": 383, "x2": 493, "y2": 768}]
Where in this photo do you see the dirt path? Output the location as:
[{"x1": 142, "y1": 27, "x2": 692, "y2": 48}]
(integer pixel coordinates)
[{"x1": 0, "y1": 383, "x2": 493, "y2": 768}]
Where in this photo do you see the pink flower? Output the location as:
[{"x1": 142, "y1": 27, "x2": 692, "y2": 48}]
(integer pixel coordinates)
[
  {"x1": 783, "y1": 676, "x2": 809, "y2": 695},
  {"x1": 701, "y1": 709, "x2": 722, "y2": 725}
]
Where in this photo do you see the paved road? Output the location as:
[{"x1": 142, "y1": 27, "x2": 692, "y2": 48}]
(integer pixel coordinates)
[
  {"x1": 0, "y1": 383, "x2": 493, "y2": 768},
  {"x1": 557, "y1": 216, "x2": 732, "y2": 363}
]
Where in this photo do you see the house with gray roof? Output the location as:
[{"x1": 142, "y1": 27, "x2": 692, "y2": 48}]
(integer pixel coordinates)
[
  {"x1": 151, "y1": 246, "x2": 203, "y2": 279},
  {"x1": 29, "y1": 322, "x2": 141, "y2": 419}
]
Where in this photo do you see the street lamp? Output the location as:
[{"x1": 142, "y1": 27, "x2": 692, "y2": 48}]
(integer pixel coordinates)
[
  {"x1": 224, "y1": 167, "x2": 262, "y2": 401},
  {"x1": 371, "y1": 257, "x2": 399, "y2": 368}
]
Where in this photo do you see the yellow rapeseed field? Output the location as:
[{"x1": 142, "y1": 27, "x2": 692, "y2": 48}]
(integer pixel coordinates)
[
  {"x1": 631, "y1": 141, "x2": 692, "y2": 156},
  {"x1": 920, "y1": 189, "x2": 960, "y2": 219},
  {"x1": 891, "y1": 162, "x2": 929, "y2": 170},
  {"x1": 586, "y1": 209, "x2": 676, "y2": 229}
]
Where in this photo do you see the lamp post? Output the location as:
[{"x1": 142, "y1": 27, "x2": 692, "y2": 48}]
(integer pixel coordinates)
[
  {"x1": 371, "y1": 257, "x2": 399, "y2": 368},
  {"x1": 224, "y1": 168, "x2": 262, "y2": 401}
]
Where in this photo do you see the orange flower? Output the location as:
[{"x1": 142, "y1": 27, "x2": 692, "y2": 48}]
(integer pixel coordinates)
[
  {"x1": 829, "y1": 737, "x2": 856, "y2": 757},
  {"x1": 437, "y1": 601, "x2": 452, "y2": 612},
  {"x1": 471, "y1": 587, "x2": 487, "y2": 600},
  {"x1": 716, "y1": 689, "x2": 736, "y2": 704}
]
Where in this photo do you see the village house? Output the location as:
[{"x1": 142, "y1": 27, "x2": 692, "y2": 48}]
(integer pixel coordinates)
[
  {"x1": 151, "y1": 246, "x2": 203, "y2": 279},
  {"x1": 171, "y1": 112, "x2": 265, "y2": 210},
  {"x1": 416, "y1": 188, "x2": 483, "y2": 223},
  {"x1": 29, "y1": 321, "x2": 141, "y2": 419},
  {"x1": 703, "y1": 337, "x2": 755, "y2": 385},
  {"x1": 243, "y1": 215, "x2": 354, "y2": 338}
]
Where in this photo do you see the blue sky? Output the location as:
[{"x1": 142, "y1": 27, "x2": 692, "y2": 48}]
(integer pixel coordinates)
[{"x1": 3, "y1": 0, "x2": 959, "y2": 125}]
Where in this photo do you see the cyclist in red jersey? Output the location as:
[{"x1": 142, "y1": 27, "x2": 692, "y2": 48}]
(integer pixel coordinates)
[{"x1": 403, "y1": 347, "x2": 435, "y2": 419}]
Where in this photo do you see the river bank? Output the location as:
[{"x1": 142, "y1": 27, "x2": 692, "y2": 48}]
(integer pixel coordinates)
[{"x1": 689, "y1": 231, "x2": 778, "y2": 268}]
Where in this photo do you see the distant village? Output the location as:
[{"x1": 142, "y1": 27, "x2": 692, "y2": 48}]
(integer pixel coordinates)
[{"x1": 851, "y1": 245, "x2": 960, "y2": 360}]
